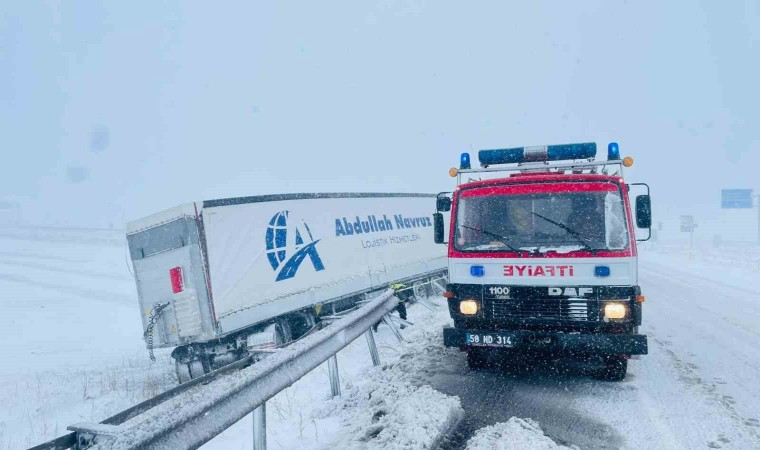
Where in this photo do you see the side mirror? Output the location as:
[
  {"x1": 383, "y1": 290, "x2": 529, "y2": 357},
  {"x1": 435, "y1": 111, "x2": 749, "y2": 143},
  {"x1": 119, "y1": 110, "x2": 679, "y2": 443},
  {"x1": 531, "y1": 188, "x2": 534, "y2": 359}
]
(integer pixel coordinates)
[
  {"x1": 436, "y1": 196, "x2": 452, "y2": 212},
  {"x1": 635, "y1": 195, "x2": 652, "y2": 229},
  {"x1": 433, "y1": 213, "x2": 446, "y2": 244}
]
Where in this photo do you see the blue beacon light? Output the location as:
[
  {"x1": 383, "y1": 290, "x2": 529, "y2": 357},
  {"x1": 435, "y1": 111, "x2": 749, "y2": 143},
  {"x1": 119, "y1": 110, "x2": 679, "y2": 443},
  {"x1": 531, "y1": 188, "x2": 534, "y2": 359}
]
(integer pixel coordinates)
[
  {"x1": 607, "y1": 142, "x2": 620, "y2": 161},
  {"x1": 460, "y1": 152, "x2": 471, "y2": 170}
]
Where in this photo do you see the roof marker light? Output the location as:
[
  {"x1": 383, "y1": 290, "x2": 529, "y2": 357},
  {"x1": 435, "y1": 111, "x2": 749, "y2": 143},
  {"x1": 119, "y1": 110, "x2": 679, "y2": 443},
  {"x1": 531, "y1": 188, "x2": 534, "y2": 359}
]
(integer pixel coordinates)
[
  {"x1": 608, "y1": 142, "x2": 620, "y2": 161},
  {"x1": 623, "y1": 156, "x2": 634, "y2": 167},
  {"x1": 478, "y1": 142, "x2": 597, "y2": 167},
  {"x1": 449, "y1": 167, "x2": 458, "y2": 177},
  {"x1": 460, "y1": 152, "x2": 471, "y2": 170}
]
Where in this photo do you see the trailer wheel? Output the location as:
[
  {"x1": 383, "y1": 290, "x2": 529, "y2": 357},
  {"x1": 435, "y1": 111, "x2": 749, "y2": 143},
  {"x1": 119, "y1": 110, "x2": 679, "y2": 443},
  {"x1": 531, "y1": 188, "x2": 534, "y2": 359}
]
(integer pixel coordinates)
[
  {"x1": 285, "y1": 311, "x2": 316, "y2": 340},
  {"x1": 275, "y1": 319, "x2": 293, "y2": 344},
  {"x1": 176, "y1": 358, "x2": 208, "y2": 383},
  {"x1": 594, "y1": 355, "x2": 628, "y2": 381},
  {"x1": 176, "y1": 359, "x2": 192, "y2": 384},
  {"x1": 467, "y1": 348, "x2": 489, "y2": 369}
]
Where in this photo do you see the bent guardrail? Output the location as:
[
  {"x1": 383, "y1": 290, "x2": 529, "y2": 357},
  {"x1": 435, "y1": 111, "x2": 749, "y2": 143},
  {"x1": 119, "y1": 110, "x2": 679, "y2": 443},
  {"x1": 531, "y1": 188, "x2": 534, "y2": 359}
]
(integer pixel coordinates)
[{"x1": 30, "y1": 288, "x2": 408, "y2": 450}]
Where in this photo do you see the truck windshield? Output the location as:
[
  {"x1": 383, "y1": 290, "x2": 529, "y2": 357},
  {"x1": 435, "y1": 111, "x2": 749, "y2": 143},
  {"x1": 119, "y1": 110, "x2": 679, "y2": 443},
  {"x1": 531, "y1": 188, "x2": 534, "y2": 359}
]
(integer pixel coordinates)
[{"x1": 454, "y1": 188, "x2": 629, "y2": 253}]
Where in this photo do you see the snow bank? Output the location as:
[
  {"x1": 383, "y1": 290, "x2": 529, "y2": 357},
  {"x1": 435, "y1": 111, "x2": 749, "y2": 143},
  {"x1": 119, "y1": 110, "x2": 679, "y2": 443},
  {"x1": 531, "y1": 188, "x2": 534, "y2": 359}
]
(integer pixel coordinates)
[
  {"x1": 465, "y1": 418, "x2": 572, "y2": 450},
  {"x1": 316, "y1": 368, "x2": 462, "y2": 449},
  {"x1": 311, "y1": 301, "x2": 464, "y2": 449},
  {"x1": 205, "y1": 290, "x2": 461, "y2": 449}
]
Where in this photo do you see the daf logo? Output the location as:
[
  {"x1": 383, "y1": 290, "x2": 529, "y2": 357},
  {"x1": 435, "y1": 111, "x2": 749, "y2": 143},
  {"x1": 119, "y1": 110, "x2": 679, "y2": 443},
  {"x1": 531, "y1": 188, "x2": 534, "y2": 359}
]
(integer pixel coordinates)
[{"x1": 548, "y1": 287, "x2": 593, "y2": 297}]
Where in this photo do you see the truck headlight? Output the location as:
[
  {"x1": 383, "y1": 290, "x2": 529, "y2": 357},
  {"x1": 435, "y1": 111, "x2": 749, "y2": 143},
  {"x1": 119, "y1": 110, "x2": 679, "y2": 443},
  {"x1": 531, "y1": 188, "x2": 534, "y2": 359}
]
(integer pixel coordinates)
[
  {"x1": 459, "y1": 299, "x2": 479, "y2": 315},
  {"x1": 604, "y1": 302, "x2": 627, "y2": 320}
]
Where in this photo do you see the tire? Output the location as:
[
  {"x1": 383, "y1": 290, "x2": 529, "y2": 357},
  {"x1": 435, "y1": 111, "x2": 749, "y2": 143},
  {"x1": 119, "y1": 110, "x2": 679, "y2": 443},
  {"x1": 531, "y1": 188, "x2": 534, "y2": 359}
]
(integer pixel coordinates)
[
  {"x1": 285, "y1": 311, "x2": 316, "y2": 340},
  {"x1": 275, "y1": 319, "x2": 293, "y2": 344},
  {"x1": 175, "y1": 359, "x2": 192, "y2": 384},
  {"x1": 467, "y1": 348, "x2": 489, "y2": 369},
  {"x1": 594, "y1": 356, "x2": 628, "y2": 381}
]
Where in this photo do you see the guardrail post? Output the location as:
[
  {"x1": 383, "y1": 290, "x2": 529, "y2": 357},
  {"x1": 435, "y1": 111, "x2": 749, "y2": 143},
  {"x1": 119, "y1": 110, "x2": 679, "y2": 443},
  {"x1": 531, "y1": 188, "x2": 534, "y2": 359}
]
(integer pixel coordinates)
[
  {"x1": 252, "y1": 403, "x2": 266, "y2": 450},
  {"x1": 327, "y1": 354, "x2": 341, "y2": 397},
  {"x1": 365, "y1": 329, "x2": 381, "y2": 367},
  {"x1": 382, "y1": 314, "x2": 405, "y2": 343}
]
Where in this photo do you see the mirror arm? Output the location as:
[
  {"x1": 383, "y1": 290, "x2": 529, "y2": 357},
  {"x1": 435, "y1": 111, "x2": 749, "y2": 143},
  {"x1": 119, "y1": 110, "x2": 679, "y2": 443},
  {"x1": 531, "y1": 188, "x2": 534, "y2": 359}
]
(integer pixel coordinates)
[{"x1": 636, "y1": 227, "x2": 652, "y2": 242}]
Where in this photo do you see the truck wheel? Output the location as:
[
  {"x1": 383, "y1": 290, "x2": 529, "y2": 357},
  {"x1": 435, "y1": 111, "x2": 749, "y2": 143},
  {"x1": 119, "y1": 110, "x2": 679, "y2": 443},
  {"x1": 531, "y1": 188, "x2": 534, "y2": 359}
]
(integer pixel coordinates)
[
  {"x1": 176, "y1": 359, "x2": 192, "y2": 384},
  {"x1": 467, "y1": 348, "x2": 489, "y2": 369},
  {"x1": 594, "y1": 356, "x2": 628, "y2": 381}
]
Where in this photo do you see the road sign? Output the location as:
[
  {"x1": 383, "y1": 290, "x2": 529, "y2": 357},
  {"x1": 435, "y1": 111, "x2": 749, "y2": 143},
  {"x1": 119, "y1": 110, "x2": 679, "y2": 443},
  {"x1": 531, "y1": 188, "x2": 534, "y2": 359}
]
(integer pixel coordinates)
[
  {"x1": 721, "y1": 189, "x2": 753, "y2": 209},
  {"x1": 680, "y1": 215, "x2": 695, "y2": 233}
]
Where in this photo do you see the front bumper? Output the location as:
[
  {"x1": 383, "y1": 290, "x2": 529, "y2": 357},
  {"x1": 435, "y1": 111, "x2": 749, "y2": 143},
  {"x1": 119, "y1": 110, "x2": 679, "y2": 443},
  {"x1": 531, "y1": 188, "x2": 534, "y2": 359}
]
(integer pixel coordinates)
[{"x1": 443, "y1": 327, "x2": 648, "y2": 355}]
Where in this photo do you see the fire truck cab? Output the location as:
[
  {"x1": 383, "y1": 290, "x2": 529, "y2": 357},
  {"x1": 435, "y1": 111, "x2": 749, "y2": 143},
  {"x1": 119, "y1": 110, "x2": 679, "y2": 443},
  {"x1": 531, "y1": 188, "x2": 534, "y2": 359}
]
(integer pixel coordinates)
[{"x1": 433, "y1": 142, "x2": 651, "y2": 381}]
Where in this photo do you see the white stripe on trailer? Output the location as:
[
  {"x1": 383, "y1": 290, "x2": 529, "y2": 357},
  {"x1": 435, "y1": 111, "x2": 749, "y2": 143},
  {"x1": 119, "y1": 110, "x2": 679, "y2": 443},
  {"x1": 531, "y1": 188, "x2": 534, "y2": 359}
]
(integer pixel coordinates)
[{"x1": 448, "y1": 256, "x2": 637, "y2": 286}]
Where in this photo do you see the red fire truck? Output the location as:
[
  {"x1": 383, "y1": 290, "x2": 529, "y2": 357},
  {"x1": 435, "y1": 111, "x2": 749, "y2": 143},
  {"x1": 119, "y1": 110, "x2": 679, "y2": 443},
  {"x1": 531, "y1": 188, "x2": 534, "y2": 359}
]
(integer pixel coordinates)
[{"x1": 433, "y1": 142, "x2": 650, "y2": 381}]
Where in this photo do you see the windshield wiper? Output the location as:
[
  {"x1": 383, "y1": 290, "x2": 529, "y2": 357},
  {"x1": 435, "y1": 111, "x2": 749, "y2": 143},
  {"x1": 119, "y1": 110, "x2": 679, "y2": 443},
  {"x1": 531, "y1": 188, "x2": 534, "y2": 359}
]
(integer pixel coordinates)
[
  {"x1": 530, "y1": 212, "x2": 597, "y2": 253},
  {"x1": 459, "y1": 224, "x2": 528, "y2": 254}
]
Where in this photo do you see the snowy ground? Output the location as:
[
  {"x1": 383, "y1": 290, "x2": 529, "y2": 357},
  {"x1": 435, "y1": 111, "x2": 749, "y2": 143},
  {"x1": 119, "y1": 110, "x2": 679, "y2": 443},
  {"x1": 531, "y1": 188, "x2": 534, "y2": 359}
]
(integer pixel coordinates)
[
  {"x1": 424, "y1": 242, "x2": 760, "y2": 450},
  {"x1": 3, "y1": 227, "x2": 760, "y2": 449},
  {"x1": 0, "y1": 227, "x2": 465, "y2": 450},
  {"x1": 0, "y1": 227, "x2": 177, "y2": 449}
]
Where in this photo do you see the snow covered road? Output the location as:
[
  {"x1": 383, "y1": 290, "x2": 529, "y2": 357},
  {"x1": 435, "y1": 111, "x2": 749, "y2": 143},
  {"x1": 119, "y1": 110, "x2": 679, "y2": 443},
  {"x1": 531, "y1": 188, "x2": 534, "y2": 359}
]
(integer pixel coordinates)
[
  {"x1": 4, "y1": 227, "x2": 760, "y2": 449},
  {"x1": 423, "y1": 250, "x2": 760, "y2": 450}
]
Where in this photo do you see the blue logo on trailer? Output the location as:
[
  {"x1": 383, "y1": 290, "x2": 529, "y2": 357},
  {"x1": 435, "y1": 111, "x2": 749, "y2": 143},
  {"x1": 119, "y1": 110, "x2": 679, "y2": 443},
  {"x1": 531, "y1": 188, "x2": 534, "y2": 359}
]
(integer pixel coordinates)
[
  {"x1": 721, "y1": 189, "x2": 753, "y2": 209},
  {"x1": 266, "y1": 211, "x2": 325, "y2": 281}
]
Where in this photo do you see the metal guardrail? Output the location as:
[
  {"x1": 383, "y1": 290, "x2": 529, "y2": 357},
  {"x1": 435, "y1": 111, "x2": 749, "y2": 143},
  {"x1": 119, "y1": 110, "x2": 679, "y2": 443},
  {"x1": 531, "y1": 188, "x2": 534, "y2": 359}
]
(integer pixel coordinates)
[{"x1": 30, "y1": 288, "x2": 406, "y2": 450}]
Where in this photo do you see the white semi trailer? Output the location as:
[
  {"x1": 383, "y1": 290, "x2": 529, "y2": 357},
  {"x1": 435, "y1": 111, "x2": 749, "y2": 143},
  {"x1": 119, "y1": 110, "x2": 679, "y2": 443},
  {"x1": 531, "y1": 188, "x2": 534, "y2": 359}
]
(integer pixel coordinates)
[{"x1": 126, "y1": 193, "x2": 447, "y2": 382}]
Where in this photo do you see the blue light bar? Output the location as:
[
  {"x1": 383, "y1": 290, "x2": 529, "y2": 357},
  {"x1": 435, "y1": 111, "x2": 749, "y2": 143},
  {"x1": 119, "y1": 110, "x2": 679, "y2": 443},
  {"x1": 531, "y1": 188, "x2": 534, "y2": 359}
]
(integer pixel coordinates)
[
  {"x1": 478, "y1": 142, "x2": 597, "y2": 167},
  {"x1": 460, "y1": 152, "x2": 471, "y2": 170},
  {"x1": 470, "y1": 265, "x2": 485, "y2": 277},
  {"x1": 607, "y1": 142, "x2": 620, "y2": 161}
]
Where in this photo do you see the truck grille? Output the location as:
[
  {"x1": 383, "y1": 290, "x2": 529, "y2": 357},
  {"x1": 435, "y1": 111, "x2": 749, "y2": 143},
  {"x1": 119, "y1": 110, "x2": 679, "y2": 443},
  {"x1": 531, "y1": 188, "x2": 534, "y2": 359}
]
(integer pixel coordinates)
[{"x1": 491, "y1": 299, "x2": 590, "y2": 322}]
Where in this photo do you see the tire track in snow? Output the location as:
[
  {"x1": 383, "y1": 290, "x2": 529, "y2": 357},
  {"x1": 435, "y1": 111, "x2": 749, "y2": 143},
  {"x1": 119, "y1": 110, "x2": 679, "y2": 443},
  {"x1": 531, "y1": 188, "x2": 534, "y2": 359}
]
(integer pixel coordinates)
[
  {"x1": 0, "y1": 260, "x2": 131, "y2": 282},
  {"x1": 0, "y1": 272, "x2": 134, "y2": 305},
  {"x1": 640, "y1": 262, "x2": 760, "y2": 299},
  {"x1": 650, "y1": 335, "x2": 760, "y2": 447},
  {"x1": 641, "y1": 266, "x2": 760, "y2": 447},
  {"x1": 426, "y1": 355, "x2": 625, "y2": 449},
  {"x1": 0, "y1": 250, "x2": 87, "y2": 263},
  {"x1": 635, "y1": 388, "x2": 684, "y2": 449}
]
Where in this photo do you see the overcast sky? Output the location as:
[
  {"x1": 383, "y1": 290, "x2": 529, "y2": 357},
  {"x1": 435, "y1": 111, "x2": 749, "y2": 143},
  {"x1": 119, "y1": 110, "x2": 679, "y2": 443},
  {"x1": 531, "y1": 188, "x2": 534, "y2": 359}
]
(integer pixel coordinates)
[{"x1": 1, "y1": 1, "x2": 758, "y2": 237}]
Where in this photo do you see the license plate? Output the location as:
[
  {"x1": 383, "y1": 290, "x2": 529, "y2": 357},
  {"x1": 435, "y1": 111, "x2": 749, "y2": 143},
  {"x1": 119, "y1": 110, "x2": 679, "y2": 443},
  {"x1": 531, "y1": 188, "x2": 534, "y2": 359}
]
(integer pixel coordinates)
[{"x1": 466, "y1": 332, "x2": 516, "y2": 348}]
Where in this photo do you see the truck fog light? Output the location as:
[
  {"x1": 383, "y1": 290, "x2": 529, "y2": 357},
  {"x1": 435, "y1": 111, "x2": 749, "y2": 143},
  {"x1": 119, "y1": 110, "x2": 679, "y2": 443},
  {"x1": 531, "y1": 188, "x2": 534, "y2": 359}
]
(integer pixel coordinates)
[
  {"x1": 604, "y1": 302, "x2": 626, "y2": 320},
  {"x1": 460, "y1": 299, "x2": 479, "y2": 315}
]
